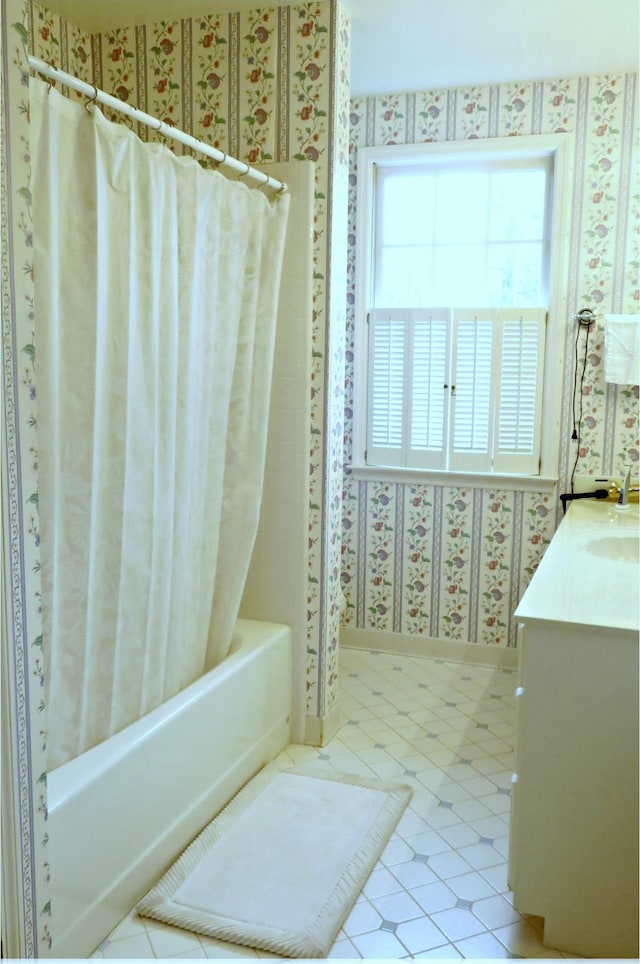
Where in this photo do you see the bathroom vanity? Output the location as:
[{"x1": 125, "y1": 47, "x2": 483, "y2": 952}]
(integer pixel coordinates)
[{"x1": 508, "y1": 499, "x2": 639, "y2": 959}]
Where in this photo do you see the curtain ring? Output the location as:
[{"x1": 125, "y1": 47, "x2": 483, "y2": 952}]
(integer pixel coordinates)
[
  {"x1": 237, "y1": 163, "x2": 251, "y2": 180},
  {"x1": 84, "y1": 83, "x2": 98, "y2": 113}
]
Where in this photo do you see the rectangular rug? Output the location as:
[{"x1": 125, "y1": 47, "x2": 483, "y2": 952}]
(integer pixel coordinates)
[{"x1": 137, "y1": 763, "x2": 412, "y2": 958}]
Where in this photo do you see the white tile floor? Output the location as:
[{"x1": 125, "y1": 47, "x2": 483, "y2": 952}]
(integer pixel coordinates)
[{"x1": 91, "y1": 647, "x2": 581, "y2": 960}]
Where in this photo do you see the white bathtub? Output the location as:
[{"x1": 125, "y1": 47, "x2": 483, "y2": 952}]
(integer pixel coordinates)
[{"x1": 48, "y1": 619, "x2": 292, "y2": 959}]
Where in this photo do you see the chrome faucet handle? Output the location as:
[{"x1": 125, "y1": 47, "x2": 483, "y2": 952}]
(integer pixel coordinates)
[{"x1": 616, "y1": 467, "x2": 632, "y2": 508}]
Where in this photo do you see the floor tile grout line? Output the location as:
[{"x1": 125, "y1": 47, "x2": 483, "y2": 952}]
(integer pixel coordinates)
[{"x1": 92, "y1": 649, "x2": 549, "y2": 961}]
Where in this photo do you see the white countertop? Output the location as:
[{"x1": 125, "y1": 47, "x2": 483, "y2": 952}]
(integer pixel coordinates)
[{"x1": 515, "y1": 499, "x2": 640, "y2": 633}]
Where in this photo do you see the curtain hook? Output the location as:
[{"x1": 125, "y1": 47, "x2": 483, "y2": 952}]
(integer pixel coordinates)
[
  {"x1": 37, "y1": 64, "x2": 54, "y2": 92},
  {"x1": 237, "y1": 162, "x2": 251, "y2": 180},
  {"x1": 84, "y1": 83, "x2": 98, "y2": 113},
  {"x1": 210, "y1": 151, "x2": 227, "y2": 172}
]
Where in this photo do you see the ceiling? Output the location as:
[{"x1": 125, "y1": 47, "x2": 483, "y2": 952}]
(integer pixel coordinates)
[
  {"x1": 42, "y1": 0, "x2": 640, "y2": 97},
  {"x1": 348, "y1": 0, "x2": 639, "y2": 96}
]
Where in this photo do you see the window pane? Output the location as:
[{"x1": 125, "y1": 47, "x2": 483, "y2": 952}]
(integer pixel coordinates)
[
  {"x1": 379, "y1": 172, "x2": 435, "y2": 245},
  {"x1": 435, "y1": 172, "x2": 489, "y2": 243},
  {"x1": 489, "y1": 170, "x2": 547, "y2": 241},
  {"x1": 374, "y1": 160, "x2": 550, "y2": 310},
  {"x1": 376, "y1": 246, "x2": 432, "y2": 306},
  {"x1": 487, "y1": 242, "x2": 545, "y2": 306},
  {"x1": 432, "y1": 245, "x2": 487, "y2": 305}
]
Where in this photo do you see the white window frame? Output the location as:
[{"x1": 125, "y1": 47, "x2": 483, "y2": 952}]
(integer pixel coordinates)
[{"x1": 352, "y1": 134, "x2": 574, "y2": 491}]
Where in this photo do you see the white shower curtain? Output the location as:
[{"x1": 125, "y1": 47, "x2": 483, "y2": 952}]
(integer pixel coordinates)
[{"x1": 30, "y1": 79, "x2": 290, "y2": 770}]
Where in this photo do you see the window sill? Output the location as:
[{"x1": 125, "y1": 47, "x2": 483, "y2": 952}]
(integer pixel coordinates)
[{"x1": 348, "y1": 463, "x2": 559, "y2": 493}]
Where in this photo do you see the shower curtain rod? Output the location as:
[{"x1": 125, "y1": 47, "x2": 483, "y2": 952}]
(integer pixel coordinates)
[{"x1": 27, "y1": 56, "x2": 287, "y2": 195}]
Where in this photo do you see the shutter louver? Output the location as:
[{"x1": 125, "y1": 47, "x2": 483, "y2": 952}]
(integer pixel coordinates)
[
  {"x1": 450, "y1": 311, "x2": 494, "y2": 471},
  {"x1": 408, "y1": 311, "x2": 449, "y2": 468},
  {"x1": 494, "y1": 309, "x2": 546, "y2": 474},
  {"x1": 367, "y1": 310, "x2": 407, "y2": 464}
]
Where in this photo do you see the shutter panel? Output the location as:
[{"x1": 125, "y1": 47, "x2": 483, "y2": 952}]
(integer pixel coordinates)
[
  {"x1": 450, "y1": 310, "x2": 494, "y2": 471},
  {"x1": 366, "y1": 305, "x2": 546, "y2": 475},
  {"x1": 493, "y1": 308, "x2": 546, "y2": 474},
  {"x1": 407, "y1": 310, "x2": 449, "y2": 469},
  {"x1": 367, "y1": 309, "x2": 408, "y2": 466}
]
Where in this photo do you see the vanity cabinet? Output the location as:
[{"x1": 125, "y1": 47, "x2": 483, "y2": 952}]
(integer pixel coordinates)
[{"x1": 508, "y1": 501, "x2": 639, "y2": 959}]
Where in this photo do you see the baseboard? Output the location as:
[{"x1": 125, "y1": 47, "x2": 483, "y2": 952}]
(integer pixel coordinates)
[
  {"x1": 303, "y1": 701, "x2": 342, "y2": 747},
  {"x1": 339, "y1": 626, "x2": 518, "y2": 670}
]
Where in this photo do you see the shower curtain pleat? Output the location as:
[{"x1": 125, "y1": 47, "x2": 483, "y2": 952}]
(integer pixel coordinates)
[
  {"x1": 206, "y1": 210, "x2": 284, "y2": 664},
  {"x1": 31, "y1": 78, "x2": 290, "y2": 770},
  {"x1": 140, "y1": 162, "x2": 177, "y2": 716}
]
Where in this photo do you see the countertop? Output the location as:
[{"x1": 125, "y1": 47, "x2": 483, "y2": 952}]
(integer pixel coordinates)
[{"x1": 515, "y1": 499, "x2": 640, "y2": 633}]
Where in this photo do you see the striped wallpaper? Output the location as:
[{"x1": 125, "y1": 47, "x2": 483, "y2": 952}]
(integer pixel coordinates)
[{"x1": 342, "y1": 73, "x2": 639, "y2": 648}]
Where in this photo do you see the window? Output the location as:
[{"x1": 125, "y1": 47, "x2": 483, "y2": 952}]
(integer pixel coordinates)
[{"x1": 353, "y1": 135, "x2": 572, "y2": 487}]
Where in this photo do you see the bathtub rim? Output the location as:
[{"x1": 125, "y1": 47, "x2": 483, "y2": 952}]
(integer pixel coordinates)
[
  {"x1": 47, "y1": 618, "x2": 289, "y2": 811},
  {"x1": 47, "y1": 616, "x2": 293, "y2": 959}
]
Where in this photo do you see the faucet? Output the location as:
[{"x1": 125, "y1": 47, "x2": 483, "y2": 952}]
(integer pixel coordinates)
[
  {"x1": 559, "y1": 468, "x2": 640, "y2": 514},
  {"x1": 615, "y1": 466, "x2": 633, "y2": 510},
  {"x1": 560, "y1": 470, "x2": 639, "y2": 514}
]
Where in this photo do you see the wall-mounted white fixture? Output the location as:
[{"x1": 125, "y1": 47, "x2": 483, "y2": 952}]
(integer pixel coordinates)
[{"x1": 604, "y1": 313, "x2": 640, "y2": 384}]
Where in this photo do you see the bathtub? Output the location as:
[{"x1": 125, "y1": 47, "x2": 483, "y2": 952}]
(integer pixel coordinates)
[{"x1": 48, "y1": 619, "x2": 292, "y2": 959}]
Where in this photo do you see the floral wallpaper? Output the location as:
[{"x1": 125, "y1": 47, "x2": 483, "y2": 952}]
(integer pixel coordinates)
[
  {"x1": 343, "y1": 72, "x2": 639, "y2": 648},
  {"x1": 2, "y1": 0, "x2": 51, "y2": 953}
]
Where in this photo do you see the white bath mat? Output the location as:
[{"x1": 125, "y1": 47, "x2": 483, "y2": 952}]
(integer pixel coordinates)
[{"x1": 137, "y1": 763, "x2": 412, "y2": 958}]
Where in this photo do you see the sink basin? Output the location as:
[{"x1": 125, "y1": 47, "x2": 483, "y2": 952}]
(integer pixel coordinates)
[{"x1": 584, "y1": 535, "x2": 639, "y2": 563}]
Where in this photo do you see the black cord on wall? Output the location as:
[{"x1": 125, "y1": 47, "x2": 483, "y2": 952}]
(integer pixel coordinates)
[{"x1": 570, "y1": 313, "x2": 593, "y2": 493}]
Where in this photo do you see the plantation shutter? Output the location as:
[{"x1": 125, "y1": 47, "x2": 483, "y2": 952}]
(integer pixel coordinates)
[
  {"x1": 367, "y1": 309, "x2": 449, "y2": 468},
  {"x1": 407, "y1": 310, "x2": 449, "y2": 469},
  {"x1": 366, "y1": 307, "x2": 546, "y2": 474},
  {"x1": 367, "y1": 309, "x2": 407, "y2": 465},
  {"x1": 493, "y1": 309, "x2": 546, "y2": 474},
  {"x1": 450, "y1": 311, "x2": 495, "y2": 472}
]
